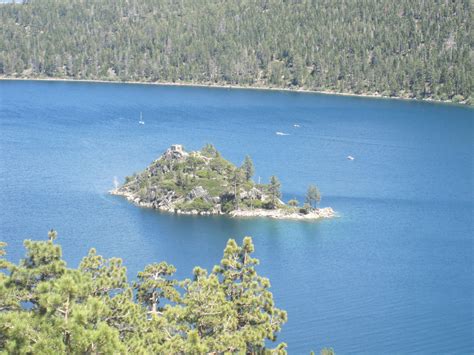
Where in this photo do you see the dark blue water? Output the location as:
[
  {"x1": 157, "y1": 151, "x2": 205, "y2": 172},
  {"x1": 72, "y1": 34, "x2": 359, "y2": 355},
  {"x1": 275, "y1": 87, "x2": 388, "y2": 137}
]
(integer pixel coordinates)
[{"x1": 0, "y1": 81, "x2": 472, "y2": 353}]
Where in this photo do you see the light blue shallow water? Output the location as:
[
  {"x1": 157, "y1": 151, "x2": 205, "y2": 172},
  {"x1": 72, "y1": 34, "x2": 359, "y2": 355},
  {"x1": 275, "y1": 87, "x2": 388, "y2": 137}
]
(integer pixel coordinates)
[{"x1": 0, "y1": 81, "x2": 472, "y2": 353}]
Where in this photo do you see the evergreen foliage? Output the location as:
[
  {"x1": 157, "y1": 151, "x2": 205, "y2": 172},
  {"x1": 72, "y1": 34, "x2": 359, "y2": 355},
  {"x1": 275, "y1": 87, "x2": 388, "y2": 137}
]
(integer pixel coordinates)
[
  {"x1": 306, "y1": 185, "x2": 321, "y2": 209},
  {"x1": 288, "y1": 199, "x2": 299, "y2": 207},
  {"x1": 0, "y1": 0, "x2": 471, "y2": 103},
  {"x1": 320, "y1": 348, "x2": 336, "y2": 355},
  {"x1": 268, "y1": 176, "x2": 281, "y2": 209},
  {"x1": 0, "y1": 232, "x2": 289, "y2": 353},
  {"x1": 119, "y1": 144, "x2": 286, "y2": 213},
  {"x1": 242, "y1": 155, "x2": 255, "y2": 182}
]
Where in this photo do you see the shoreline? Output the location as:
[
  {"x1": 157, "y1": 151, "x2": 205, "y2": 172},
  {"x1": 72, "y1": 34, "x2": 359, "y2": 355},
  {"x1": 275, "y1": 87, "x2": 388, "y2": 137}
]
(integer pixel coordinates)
[
  {"x1": 229, "y1": 207, "x2": 336, "y2": 221},
  {"x1": 110, "y1": 188, "x2": 336, "y2": 221},
  {"x1": 0, "y1": 76, "x2": 468, "y2": 106}
]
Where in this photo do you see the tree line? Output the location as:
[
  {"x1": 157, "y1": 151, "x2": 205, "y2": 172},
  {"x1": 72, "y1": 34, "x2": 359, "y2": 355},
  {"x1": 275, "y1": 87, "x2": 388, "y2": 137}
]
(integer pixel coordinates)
[{"x1": 0, "y1": 0, "x2": 471, "y2": 103}]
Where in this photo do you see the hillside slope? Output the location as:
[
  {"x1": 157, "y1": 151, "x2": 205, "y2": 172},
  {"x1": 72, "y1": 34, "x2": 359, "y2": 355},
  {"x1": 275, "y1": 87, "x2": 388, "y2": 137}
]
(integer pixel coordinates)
[{"x1": 0, "y1": 0, "x2": 471, "y2": 103}]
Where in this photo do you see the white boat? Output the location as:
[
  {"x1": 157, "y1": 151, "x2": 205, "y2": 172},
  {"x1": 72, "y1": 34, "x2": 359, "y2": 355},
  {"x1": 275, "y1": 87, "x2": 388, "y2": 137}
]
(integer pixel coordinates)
[
  {"x1": 139, "y1": 112, "x2": 145, "y2": 125},
  {"x1": 347, "y1": 155, "x2": 355, "y2": 160},
  {"x1": 276, "y1": 131, "x2": 290, "y2": 136}
]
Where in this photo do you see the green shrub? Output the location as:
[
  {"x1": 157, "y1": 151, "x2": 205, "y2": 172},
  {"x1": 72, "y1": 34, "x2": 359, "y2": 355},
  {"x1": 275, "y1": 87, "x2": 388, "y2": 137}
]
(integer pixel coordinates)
[
  {"x1": 299, "y1": 207, "x2": 309, "y2": 214},
  {"x1": 262, "y1": 201, "x2": 275, "y2": 210},
  {"x1": 288, "y1": 199, "x2": 299, "y2": 207},
  {"x1": 139, "y1": 179, "x2": 149, "y2": 189},
  {"x1": 139, "y1": 187, "x2": 148, "y2": 199},
  {"x1": 452, "y1": 94, "x2": 464, "y2": 103},
  {"x1": 163, "y1": 172, "x2": 175, "y2": 180},
  {"x1": 149, "y1": 176, "x2": 162, "y2": 186},
  {"x1": 197, "y1": 178, "x2": 226, "y2": 196},
  {"x1": 201, "y1": 143, "x2": 219, "y2": 158},
  {"x1": 221, "y1": 201, "x2": 235, "y2": 213},
  {"x1": 251, "y1": 199, "x2": 264, "y2": 208},
  {"x1": 299, "y1": 203, "x2": 312, "y2": 214},
  {"x1": 196, "y1": 169, "x2": 210, "y2": 179},
  {"x1": 178, "y1": 198, "x2": 214, "y2": 212},
  {"x1": 160, "y1": 179, "x2": 178, "y2": 191},
  {"x1": 209, "y1": 157, "x2": 233, "y2": 174}
]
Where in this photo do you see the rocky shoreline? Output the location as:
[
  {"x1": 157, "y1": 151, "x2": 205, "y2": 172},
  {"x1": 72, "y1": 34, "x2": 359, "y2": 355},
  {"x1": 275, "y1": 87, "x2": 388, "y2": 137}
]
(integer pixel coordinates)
[
  {"x1": 229, "y1": 207, "x2": 336, "y2": 220},
  {"x1": 110, "y1": 188, "x2": 335, "y2": 221},
  {"x1": 110, "y1": 188, "x2": 222, "y2": 215}
]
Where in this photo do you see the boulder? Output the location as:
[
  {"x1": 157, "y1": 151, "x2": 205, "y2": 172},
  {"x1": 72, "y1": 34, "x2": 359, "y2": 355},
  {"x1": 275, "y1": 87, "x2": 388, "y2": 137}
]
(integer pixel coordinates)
[
  {"x1": 249, "y1": 187, "x2": 263, "y2": 199},
  {"x1": 187, "y1": 186, "x2": 212, "y2": 202}
]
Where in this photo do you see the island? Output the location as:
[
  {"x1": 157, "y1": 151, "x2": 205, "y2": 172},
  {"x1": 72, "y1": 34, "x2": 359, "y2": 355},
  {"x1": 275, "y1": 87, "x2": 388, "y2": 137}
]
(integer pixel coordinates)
[{"x1": 111, "y1": 144, "x2": 335, "y2": 220}]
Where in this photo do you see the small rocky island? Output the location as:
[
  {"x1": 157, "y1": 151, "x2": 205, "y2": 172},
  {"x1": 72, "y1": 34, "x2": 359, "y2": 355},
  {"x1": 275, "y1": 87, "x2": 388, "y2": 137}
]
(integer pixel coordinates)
[{"x1": 111, "y1": 144, "x2": 335, "y2": 220}]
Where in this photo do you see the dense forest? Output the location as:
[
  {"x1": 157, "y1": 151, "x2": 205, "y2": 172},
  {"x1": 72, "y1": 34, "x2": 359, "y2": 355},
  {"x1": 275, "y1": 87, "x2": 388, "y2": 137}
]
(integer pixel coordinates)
[
  {"x1": 0, "y1": 0, "x2": 471, "y2": 103},
  {"x1": 0, "y1": 233, "x2": 313, "y2": 353}
]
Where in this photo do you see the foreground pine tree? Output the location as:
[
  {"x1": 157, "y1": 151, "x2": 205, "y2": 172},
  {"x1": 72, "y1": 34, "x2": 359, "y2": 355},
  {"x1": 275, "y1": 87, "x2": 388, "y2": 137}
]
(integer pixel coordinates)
[{"x1": 0, "y1": 233, "x2": 290, "y2": 353}]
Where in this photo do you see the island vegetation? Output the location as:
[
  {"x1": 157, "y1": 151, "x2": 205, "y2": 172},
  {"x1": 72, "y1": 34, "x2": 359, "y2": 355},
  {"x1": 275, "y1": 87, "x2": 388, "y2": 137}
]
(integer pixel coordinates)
[
  {"x1": 0, "y1": 0, "x2": 471, "y2": 104},
  {"x1": 112, "y1": 144, "x2": 335, "y2": 220}
]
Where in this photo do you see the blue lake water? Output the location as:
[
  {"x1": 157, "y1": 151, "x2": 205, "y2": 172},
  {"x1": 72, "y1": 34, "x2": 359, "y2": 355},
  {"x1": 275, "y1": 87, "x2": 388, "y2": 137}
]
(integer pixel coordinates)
[{"x1": 0, "y1": 80, "x2": 472, "y2": 353}]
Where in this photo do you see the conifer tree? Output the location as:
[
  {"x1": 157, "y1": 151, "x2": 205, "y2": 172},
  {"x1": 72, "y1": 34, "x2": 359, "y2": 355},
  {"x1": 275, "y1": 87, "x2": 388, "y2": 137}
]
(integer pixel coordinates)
[
  {"x1": 135, "y1": 262, "x2": 180, "y2": 316},
  {"x1": 306, "y1": 184, "x2": 321, "y2": 209},
  {"x1": 269, "y1": 175, "x2": 282, "y2": 209},
  {"x1": 213, "y1": 237, "x2": 288, "y2": 352},
  {"x1": 242, "y1": 155, "x2": 255, "y2": 181},
  {"x1": 0, "y1": 232, "x2": 295, "y2": 353}
]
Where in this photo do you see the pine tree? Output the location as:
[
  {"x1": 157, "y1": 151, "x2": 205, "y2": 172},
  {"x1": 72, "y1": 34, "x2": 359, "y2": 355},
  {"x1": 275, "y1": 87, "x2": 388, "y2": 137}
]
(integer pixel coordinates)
[
  {"x1": 306, "y1": 184, "x2": 321, "y2": 209},
  {"x1": 231, "y1": 168, "x2": 244, "y2": 209},
  {"x1": 0, "y1": 232, "x2": 316, "y2": 352},
  {"x1": 269, "y1": 175, "x2": 281, "y2": 209},
  {"x1": 135, "y1": 262, "x2": 180, "y2": 316},
  {"x1": 242, "y1": 155, "x2": 255, "y2": 181},
  {"x1": 212, "y1": 237, "x2": 288, "y2": 352}
]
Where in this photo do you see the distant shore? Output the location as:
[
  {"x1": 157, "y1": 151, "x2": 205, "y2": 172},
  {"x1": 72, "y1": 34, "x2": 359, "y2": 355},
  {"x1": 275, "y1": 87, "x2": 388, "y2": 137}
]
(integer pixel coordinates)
[{"x1": 0, "y1": 76, "x2": 467, "y2": 106}]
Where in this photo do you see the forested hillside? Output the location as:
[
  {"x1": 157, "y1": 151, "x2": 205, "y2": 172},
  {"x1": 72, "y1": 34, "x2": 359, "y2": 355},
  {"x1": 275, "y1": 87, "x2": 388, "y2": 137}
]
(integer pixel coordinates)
[{"x1": 0, "y1": 0, "x2": 471, "y2": 103}]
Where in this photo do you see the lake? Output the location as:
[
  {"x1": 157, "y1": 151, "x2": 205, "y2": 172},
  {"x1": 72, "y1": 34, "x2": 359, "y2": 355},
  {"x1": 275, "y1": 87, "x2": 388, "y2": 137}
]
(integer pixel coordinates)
[{"x1": 0, "y1": 80, "x2": 472, "y2": 353}]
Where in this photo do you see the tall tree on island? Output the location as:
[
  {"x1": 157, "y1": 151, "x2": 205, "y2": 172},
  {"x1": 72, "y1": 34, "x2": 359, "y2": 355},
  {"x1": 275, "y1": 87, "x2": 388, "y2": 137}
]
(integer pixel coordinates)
[
  {"x1": 269, "y1": 176, "x2": 281, "y2": 209},
  {"x1": 306, "y1": 184, "x2": 321, "y2": 209},
  {"x1": 242, "y1": 155, "x2": 255, "y2": 182},
  {"x1": 231, "y1": 168, "x2": 244, "y2": 209}
]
